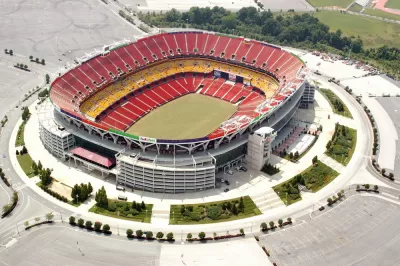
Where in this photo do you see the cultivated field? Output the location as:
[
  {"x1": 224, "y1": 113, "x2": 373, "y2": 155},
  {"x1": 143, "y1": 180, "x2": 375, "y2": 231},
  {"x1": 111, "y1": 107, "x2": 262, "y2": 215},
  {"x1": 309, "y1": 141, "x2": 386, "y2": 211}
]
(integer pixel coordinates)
[
  {"x1": 126, "y1": 94, "x2": 237, "y2": 139},
  {"x1": 314, "y1": 11, "x2": 400, "y2": 48}
]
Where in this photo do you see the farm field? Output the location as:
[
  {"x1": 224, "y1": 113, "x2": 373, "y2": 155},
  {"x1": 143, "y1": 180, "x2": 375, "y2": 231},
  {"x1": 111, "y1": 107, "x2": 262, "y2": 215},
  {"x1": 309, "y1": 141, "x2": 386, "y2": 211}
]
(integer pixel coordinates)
[
  {"x1": 385, "y1": 0, "x2": 400, "y2": 9},
  {"x1": 126, "y1": 93, "x2": 237, "y2": 140},
  {"x1": 363, "y1": 8, "x2": 400, "y2": 21},
  {"x1": 308, "y1": 0, "x2": 353, "y2": 8},
  {"x1": 314, "y1": 11, "x2": 400, "y2": 48}
]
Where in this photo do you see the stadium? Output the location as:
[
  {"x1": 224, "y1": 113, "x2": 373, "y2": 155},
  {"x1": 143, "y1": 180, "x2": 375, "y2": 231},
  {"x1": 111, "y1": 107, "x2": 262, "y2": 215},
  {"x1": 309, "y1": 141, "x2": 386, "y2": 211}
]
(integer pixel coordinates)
[{"x1": 41, "y1": 31, "x2": 310, "y2": 193}]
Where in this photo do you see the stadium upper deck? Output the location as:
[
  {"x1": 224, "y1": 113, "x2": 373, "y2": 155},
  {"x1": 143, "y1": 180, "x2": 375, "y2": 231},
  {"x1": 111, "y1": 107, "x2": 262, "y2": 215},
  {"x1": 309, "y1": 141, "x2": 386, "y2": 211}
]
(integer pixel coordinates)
[{"x1": 49, "y1": 31, "x2": 307, "y2": 143}]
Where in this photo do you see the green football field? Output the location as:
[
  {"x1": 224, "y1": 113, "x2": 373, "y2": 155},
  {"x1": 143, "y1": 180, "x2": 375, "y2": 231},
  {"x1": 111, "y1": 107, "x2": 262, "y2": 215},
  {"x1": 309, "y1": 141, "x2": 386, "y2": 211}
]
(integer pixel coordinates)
[{"x1": 126, "y1": 93, "x2": 237, "y2": 140}]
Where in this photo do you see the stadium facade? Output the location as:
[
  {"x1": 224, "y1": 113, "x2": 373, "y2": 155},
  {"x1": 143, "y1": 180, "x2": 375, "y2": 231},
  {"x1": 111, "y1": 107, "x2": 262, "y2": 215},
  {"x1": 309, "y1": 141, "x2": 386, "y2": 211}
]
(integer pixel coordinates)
[{"x1": 40, "y1": 31, "x2": 310, "y2": 193}]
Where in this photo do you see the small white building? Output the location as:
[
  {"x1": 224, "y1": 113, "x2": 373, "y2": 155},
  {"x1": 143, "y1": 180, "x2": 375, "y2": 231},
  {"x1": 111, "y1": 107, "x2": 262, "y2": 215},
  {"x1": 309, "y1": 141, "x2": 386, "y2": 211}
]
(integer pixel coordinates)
[{"x1": 246, "y1": 127, "x2": 276, "y2": 170}]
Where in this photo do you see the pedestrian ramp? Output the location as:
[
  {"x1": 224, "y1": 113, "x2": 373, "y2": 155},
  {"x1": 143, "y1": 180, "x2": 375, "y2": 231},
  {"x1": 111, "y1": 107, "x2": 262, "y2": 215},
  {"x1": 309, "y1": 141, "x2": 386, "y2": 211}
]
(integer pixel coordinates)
[
  {"x1": 151, "y1": 203, "x2": 170, "y2": 225},
  {"x1": 251, "y1": 190, "x2": 285, "y2": 213}
]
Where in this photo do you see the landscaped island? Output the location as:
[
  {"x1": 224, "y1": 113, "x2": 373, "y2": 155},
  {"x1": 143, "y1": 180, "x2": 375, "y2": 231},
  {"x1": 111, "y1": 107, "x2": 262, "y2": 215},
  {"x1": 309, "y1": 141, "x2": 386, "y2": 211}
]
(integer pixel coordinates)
[
  {"x1": 319, "y1": 88, "x2": 352, "y2": 118},
  {"x1": 169, "y1": 196, "x2": 261, "y2": 224},
  {"x1": 326, "y1": 123, "x2": 357, "y2": 165}
]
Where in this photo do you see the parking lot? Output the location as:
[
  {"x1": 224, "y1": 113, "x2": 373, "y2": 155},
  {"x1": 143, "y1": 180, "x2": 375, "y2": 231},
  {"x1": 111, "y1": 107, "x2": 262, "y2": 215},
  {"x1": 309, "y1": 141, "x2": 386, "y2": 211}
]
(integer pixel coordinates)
[{"x1": 260, "y1": 196, "x2": 400, "y2": 266}]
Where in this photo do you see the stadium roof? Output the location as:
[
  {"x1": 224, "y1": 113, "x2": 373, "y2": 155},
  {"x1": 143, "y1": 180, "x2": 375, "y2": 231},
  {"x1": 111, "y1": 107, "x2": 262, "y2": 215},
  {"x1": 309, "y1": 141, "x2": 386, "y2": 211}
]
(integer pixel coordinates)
[{"x1": 71, "y1": 147, "x2": 115, "y2": 167}]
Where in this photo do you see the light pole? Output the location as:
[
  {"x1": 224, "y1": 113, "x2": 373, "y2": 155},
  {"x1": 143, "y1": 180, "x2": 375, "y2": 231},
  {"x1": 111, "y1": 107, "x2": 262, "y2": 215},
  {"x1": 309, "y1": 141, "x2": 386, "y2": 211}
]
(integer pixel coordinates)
[
  {"x1": 75, "y1": 194, "x2": 79, "y2": 204},
  {"x1": 60, "y1": 212, "x2": 63, "y2": 223}
]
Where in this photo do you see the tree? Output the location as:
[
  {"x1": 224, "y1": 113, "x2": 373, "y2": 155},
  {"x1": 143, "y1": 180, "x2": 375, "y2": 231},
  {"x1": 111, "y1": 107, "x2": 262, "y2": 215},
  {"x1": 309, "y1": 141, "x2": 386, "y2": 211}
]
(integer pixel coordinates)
[
  {"x1": 4, "y1": 49, "x2": 7, "y2": 54},
  {"x1": 94, "y1": 221, "x2": 102, "y2": 231},
  {"x1": 261, "y1": 222, "x2": 268, "y2": 230},
  {"x1": 327, "y1": 198, "x2": 333, "y2": 204},
  {"x1": 278, "y1": 219, "x2": 283, "y2": 226},
  {"x1": 24, "y1": 65, "x2": 28, "y2": 69},
  {"x1": 95, "y1": 186, "x2": 108, "y2": 208},
  {"x1": 141, "y1": 201, "x2": 146, "y2": 210},
  {"x1": 22, "y1": 107, "x2": 30, "y2": 121},
  {"x1": 88, "y1": 182, "x2": 93, "y2": 194},
  {"x1": 180, "y1": 204, "x2": 185, "y2": 214},
  {"x1": 156, "y1": 232, "x2": 164, "y2": 239},
  {"x1": 40, "y1": 168, "x2": 52, "y2": 186},
  {"x1": 69, "y1": 216, "x2": 76, "y2": 224},
  {"x1": 312, "y1": 155, "x2": 318, "y2": 165},
  {"x1": 198, "y1": 232, "x2": 206, "y2": 239},
  {"x1": 294, "y1": 151, "x2": 299, "y2": 160},
  {"x1": 221, "y1": 13, "x2": 236, "y2": 29},
  {"x1": 287, "y1": 217, "x2": 292, "y2": 223},
  {"x1": 102, "y1": 224, "x2": 110, "y2": 233},
  {"x1": 381, "y1": 169, "x2": 386, "y2": 176},
  {"x1": 2, "y1": 204, "x2": 11, "y2": 213},
  {"x1": 24, "y1": 221, "x2": 29, "y2": 227},
  {"x1": 45, "y1": 74, "x2": 50, "y2": 84},
  {"x1": 78, "y1": 218, "x2": 85, "y2": 227},
  {"x1": 289, "y1": 152, "x2": 293, "y2": 160},
  {"x1": 126, "y1": 229, "x2": 133, "y2": 237},
  {"x1": 389, "y1": 173, "x2": 394, "y2": 179},
  {"x1": 9, "y1": 50, "x2": 13, "y2": 56},
  {"x1": 146, "y1": 231, "x2": 153, "y2": 239},
  {"x1": 132, "y1": 201, "x2": 137, "y2": 210},
  {"x1": 85, "y1": 220, "x2": 93, "y2": 229},
  {"x1": 45, "y1": 212, "x2": 54, "y2": 221},
  {"x1": 41, "y1": 59, "x2": 45, "y2": 65},
  {"x1": 166, "y1": 232, "x2": 174, "y2": 240},
  {"x1": 71, "y1": 184, "x2": 81, "y2": 203},
  {"x1": 35, "y1": 58, "x2": 39, "y2": 63},
  {"x1": 186, "y1": 233, "x2": 192, "y2": 239},
  {"x1": 364, "y1": 184, "x2": 370, "y2": 190},
  {"x1": 16, "y1": 150, "x2": 19, "y2": 156},
  {"x1": 29, "y1": 55, "x2": 33, "y2": 60},
  {"x1": 136, "y1": 229, "x2": 143, "y2": 237},
  {"x1": 240, "y1": 228, "x2": 244, "y2": 235},
  {"x1": 238, "y1": 197, "x2": 245, "y2": 212},
  {"x1": 38, "y1": 160, "x2": 43, "y2": 171},
  {"x1": 374, "y1": 185, "x2": 379, "y2": 191},
  {"x1": 231, "y1": 204, "x2": 238, "y2": 215},
  {"x1": 32, "y1": 161, "x2": 38, "y2": 175},
  {"x1": 21, "y1": 145, "x2": 27, "y2": 154}
]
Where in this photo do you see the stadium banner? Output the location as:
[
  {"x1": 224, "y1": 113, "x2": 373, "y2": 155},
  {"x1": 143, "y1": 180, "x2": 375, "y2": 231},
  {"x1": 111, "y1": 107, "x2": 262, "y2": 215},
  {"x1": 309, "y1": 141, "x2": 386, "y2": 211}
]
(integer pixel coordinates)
[
  {"x1": 243, "y1": 78, "x2": 251, "y2": 86},
  {"x1": 108, "y1": 128, "x2": 139, "y2": 140},
  {"x1": 61, "y1": 109, "x2": 82, "y2": 121},
  {"x1": 157, "y1": 137, "x2": 208, "y2": 144},
  {"x1": 228, "y1": 73, "x2": 236, "y2": 82},
  {"x1": 140, "y1": 136, "x2": 156, "y2": 143},
  {"x1": 214, "y1": 70, "x2": 222, "y2": 78}
]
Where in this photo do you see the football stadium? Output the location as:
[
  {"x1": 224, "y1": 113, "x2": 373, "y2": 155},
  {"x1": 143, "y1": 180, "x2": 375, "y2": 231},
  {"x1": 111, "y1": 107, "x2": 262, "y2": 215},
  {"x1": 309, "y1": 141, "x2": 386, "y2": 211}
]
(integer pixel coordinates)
[{"x1": 41, "y1": 31, "x2": 309, "y2": 193}]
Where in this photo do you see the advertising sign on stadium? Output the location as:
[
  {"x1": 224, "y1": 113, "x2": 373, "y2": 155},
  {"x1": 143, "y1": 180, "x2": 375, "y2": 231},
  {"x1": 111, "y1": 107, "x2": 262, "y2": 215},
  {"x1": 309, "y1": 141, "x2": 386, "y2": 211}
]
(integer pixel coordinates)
[
  {"x1": 228, "y1": 73, "x2": 236, "y2": 82},
  {"x1": 139, "y1": 136, "x2": 157, "y2": 143}
]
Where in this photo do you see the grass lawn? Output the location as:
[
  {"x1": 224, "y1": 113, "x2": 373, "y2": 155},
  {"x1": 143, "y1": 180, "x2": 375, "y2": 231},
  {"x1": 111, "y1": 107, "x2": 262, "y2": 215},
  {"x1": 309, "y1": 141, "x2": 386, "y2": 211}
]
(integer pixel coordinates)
[
  {"x1": 385, "y1": 0, "x2": 400, "y2": 9},
  {"x1": 169, "y1": 196, "x2": 261, "y2": 225},
  {"x1": 326, "y1": 125, "x2": 357, "y2": 165},
  {"x1": 363, "y1": 8, "x2": 400, "y2": 21},
  {"x1": 17, "y1": 153, "x2": 35, "y2": 177},
  {"x1": 15, "y1": 122, "x2": 26, "y2": 147},
  {"x1": 89, "y1": 199, "x2": 153, "y2": 223},
  {"x1": 308, "y1": 0, "x2": 353, "y2": 8},
  {"x1": 273, "y1": 160, "x2": 339, "y2": 204},
  {"x1": 126, "y1": 93, "x2": 237, "y2": 140},
  {"x1": 348, "y1": 3, "x2": 363, "y2": 12},
  {"x1": 314, "y1": 11, "x2": 400, "y2": 49},
  {"x1": 319, "y1": 88, "x2": 352, "y2": 118}
]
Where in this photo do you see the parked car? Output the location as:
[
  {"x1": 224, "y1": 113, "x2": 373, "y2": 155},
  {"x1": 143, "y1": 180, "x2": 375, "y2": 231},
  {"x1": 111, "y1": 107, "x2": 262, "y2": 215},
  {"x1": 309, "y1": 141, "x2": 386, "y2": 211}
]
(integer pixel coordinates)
[
  {"x1": 118, "y1": 194, "x2": 127, "y2": 201},
  {"x1": 224, "y1": 180, "x2": 230, "y2": 185},
  {"x1": 116, "y1": 185, "x2": 125, "y2": 191},
  {"x1": 224, "y1": 188, "x2": 230, "y2": 193}
]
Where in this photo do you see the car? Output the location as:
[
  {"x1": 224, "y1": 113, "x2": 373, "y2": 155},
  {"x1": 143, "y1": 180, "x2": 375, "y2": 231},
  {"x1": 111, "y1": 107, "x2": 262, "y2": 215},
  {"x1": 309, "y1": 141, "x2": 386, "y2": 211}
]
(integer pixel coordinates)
[
  {"x1": 116, "y1": 185, "x2": 125, "y2": 191},
  {"x1": 224, "y1": 180, "x2": 230, "y2": 185},
  {"x1": 224, "y1": 188, "x2": 229, "y2": 192},
  {"x1": 118, "y1": 194, "x2": 127, "y2": 201},
  {"x1": 239, "y1": 166, "x2": 247, "y2": 172},
  {"x1": 220, "y1": 178, "x2": 225, "y2": 183}
]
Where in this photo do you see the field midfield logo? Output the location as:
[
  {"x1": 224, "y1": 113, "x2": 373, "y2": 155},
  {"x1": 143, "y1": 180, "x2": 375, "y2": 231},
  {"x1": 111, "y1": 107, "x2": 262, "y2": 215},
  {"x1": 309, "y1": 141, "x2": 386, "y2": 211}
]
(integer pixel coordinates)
[{"x1": 140, "y1": 136, "x2": 157, "y2": 143}]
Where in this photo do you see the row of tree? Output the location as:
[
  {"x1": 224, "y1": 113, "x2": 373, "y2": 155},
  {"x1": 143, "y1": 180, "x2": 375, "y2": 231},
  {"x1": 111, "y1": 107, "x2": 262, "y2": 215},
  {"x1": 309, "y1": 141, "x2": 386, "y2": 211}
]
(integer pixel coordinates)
[{"x1": 32, "y1": 160, "x2": 53, "y2": 186}]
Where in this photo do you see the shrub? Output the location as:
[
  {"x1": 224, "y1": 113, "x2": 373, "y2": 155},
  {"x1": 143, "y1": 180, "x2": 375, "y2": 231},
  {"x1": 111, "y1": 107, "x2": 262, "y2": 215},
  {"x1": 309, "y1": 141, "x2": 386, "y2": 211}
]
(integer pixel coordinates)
[
  {"x1": 198, "y1": 232, "x2": 206, "y2": 239},
  {"x1": 94, "y1": 221, "x2": 102, "y2": 231},
  {"x1": 85, "y1": 221, "x2": 93, "y2": 229},
  {"x1": 261, "y1": 222, "x2": 268, "y2": 230},
  {"x1": 126, "y1": 229, "x2": 133, "y2": 237},
  {"x1": 77, "y1": 218, "x2": 84, "y2": 227},
  {"x1": 69, "y1": 216, "x2": 75, "y2": 225},
  {"x1": 136, "y1": 230, "x2": 143, "y2": 237},
  {"x1": 269, "y1": 221, "x2": 275, "y2": 228},
  {"x1": 146, "y1": 231, "x2": 153, "y2": 239},
  {"x1": 166, "y1": 232, "x2": 174, "y2": 240},
  {"x1": 287, "y1": 217, "x2": 292, "y2": 223},
  {"x1": 240, "y1": 228, "x2": 244, "y2": 235},
  {"x1": 278, "y1": 219, "x2": 283, "y2": 226},
  {"x1": 102, "y1": 224, "x2": 110, "y2": 233},
  {"x1": 187, "y1": 233, "x2": 192, "y2": 239},
  {"x1": 156, "y1": 232, "x2": 164, "y2": 239},
  {"x1": 327, "y1": 198, "x2": 333, "y2": 204}
]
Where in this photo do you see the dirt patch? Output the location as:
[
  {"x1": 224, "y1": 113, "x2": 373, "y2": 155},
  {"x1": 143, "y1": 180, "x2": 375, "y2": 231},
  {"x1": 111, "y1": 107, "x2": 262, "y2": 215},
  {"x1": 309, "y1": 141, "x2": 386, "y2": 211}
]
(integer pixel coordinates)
[{"x1": 49, "y1": 182, "x2": 73, "y2": 201}]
